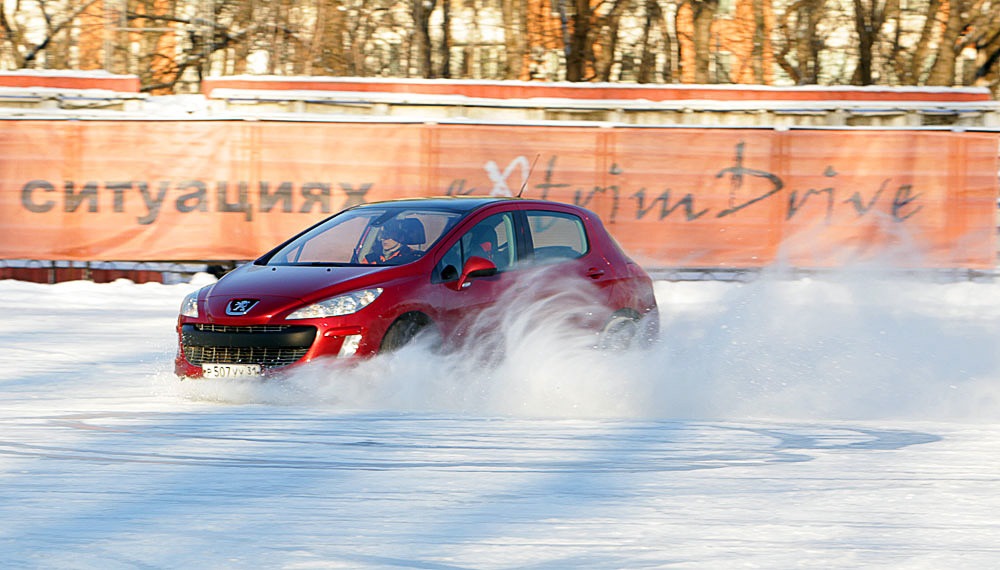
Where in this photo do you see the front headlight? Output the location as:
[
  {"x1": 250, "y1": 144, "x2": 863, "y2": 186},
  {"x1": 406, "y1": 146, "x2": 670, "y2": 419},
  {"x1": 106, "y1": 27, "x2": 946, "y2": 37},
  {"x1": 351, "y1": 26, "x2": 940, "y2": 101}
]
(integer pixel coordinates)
[
  {"x1": 179, "y1": 290, "x2": 200, "y2": 318},
  {"x1": 287, "y1": 288, "x2": 383, "y2": 320}
]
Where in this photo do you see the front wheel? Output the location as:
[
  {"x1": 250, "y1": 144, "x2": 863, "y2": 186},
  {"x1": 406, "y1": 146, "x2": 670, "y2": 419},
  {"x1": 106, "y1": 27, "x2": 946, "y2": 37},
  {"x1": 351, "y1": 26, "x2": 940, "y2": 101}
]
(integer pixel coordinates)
[{"x1": 380, "y1": 316, "x2": 438, "y2": 353}]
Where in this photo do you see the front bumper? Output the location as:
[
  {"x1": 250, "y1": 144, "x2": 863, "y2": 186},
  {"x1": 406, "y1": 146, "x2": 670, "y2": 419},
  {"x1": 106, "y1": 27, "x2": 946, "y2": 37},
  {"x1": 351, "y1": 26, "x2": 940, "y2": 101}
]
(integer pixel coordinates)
[{"x1": 174, "y1": 321, "x2": 373, "y2": 378}]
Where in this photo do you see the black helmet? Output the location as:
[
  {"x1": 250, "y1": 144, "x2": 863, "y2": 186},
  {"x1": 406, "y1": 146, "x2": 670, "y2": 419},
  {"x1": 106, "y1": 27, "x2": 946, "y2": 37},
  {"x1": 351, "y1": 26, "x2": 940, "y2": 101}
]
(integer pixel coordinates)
[{"x1": 380, "y1": 219, "x2": 405, "y2": 242}]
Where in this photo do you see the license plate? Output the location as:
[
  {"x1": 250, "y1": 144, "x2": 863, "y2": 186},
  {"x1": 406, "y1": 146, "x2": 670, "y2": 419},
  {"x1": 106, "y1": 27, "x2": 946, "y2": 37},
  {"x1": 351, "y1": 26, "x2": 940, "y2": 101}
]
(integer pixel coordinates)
[{"x1": 201, "y1": 363, "x2": 262, "y2": 379}]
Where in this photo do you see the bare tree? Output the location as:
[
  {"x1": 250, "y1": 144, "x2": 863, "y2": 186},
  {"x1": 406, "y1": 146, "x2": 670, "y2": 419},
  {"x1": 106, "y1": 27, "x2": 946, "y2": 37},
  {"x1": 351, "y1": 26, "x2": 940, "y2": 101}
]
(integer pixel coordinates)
[
  {"x1": 8, "y1": 0, "x2": 103, "y2": 68},
  {"x1": 636, "y1": 0, "x2": 663, "y2": 83},
  {"x1": 658, "y1": 0, "x2": 674, "y2": 82},
  {"x1": 925, "y1": 0, "x2": 989, "y2": 85},
  {"x1": 500, "y1": 0, "x2": 525, "y2": 79},
  {"x1": 884, "y1": 0, "x2": 940, "y2": 84},
  {"x1": 439, "y1": 0, "x2": 451, "y2": 77},
  {"x1": 686, "y1": 0, "x2": 718, "y2": 84},
  {"x1": 925, "y1": 0, "x2": 961, "y2": 84},
  {"x1": 0, "y1": 3, "x2": 29, "y2": 68},
  {"x1": 593, "y1": 0, "x2": 630, "y2": 81},
  {"x1": 563, "y1": 0, "x2": 593, "y2": 81},
  {"x1": 775, "y1": 0, "x2": 825, "y2": 84},
  {"x1": 750, "y1": 0, "x2": 767, "y2": 81},
  {"x1": 851, "y1": 0, "x2": 895, "y2": 84},
  {"x1": 3, "y1": 0, "x2": 1000, "y2": 96},
  {"x1": 971, "y1": 14, "x2": 1000, "y2": 89},
  {"x1": 125, "y1": 2, "x2": 246, "y2": 91},
  {"x1": 411, "y1": 0, "x2": 435, "y2": 77}
]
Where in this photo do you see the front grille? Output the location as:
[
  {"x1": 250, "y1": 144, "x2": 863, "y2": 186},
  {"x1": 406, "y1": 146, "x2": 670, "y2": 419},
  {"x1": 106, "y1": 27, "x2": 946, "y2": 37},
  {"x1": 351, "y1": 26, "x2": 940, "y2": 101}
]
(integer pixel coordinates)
[
  {"x1": 181, "y1": 323, "x2": 316, "y2": 368},
  {"x1": 183, "y1": 345, "x2": 309, "y2": 367},
  {"x1": 194, "y1": 324, "x2": 293, "y2": 333}
]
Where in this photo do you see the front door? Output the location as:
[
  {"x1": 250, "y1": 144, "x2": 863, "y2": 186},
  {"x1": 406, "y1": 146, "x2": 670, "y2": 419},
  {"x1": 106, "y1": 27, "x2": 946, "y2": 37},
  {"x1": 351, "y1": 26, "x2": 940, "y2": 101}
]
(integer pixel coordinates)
[{"x1": 431, "y1": 211, "x2": 521, "y2": 353}]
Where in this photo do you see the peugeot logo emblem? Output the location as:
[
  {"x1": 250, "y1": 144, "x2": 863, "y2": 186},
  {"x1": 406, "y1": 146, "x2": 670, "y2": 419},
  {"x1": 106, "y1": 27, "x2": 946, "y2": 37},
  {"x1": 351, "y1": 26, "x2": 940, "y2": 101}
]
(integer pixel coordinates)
[{"x1": 226, "y1": 299, "x2": 259, "y2": 316}]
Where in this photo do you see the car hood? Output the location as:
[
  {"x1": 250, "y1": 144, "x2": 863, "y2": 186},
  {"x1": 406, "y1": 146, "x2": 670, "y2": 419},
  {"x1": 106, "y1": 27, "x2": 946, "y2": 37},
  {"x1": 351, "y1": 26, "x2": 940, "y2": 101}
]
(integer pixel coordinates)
[{"x1": 206, "y1": 263, "x2": 392, "y2": 303}]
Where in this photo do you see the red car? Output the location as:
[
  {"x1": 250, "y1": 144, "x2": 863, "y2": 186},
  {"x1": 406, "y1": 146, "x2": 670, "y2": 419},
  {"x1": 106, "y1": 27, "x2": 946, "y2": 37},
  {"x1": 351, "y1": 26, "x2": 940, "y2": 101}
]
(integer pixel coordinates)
[{"x1": 175, "y1": 197, "x2": 659, "y2": 379}]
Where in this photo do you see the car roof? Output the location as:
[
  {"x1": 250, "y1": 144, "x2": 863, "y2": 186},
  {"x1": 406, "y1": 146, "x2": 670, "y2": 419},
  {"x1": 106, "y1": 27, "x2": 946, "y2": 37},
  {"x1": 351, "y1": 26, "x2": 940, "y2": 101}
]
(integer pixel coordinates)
[{"x1": 350, "y1": 196, "x2": 581, "y2": 214}]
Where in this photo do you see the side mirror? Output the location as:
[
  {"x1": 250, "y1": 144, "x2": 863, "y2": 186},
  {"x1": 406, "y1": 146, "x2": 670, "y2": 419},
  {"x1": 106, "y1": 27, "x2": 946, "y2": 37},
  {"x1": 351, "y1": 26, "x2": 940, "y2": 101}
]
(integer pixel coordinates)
[{"x1": 451, "y1": 256, "x2": 497, "y2": 290}]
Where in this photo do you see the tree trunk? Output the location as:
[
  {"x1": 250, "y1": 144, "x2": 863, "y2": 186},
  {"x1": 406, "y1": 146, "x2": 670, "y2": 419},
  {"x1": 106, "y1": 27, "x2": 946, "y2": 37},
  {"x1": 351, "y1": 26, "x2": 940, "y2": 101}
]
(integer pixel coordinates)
[
  {"x1": 927, "y1": 0, "x2": 966, "y2": 85},
  {"x1": 565, "y1": 0, "x2": 592, "y2": 81},
  {"x1": 691, "y1": 0, "x2": 718, "y2": 84},
  {"x1": 440, "y1": 0, "x2": 451, "y2": 78},
  {"x1": 973, "y1": 21, "x2": 1000, "y2": 85},
  {"x1": 412, "y1": 0, "x2": 436, "y2": 78},
  {"x1": 775, "y1": 0, "x2": 822, "y2": 84},
  {"x1": 637, "y1": 0, "x2": 660, "y2": 83},
  {"x1": 897, "y1": 0, "x2": 940, "y2": 83},
  {"x1": 751, "y1": 0, "x2": 765, "y2": 82},
  {"x1": 852, "y1": 0, "x2": 871, "y2": 84},
  {"x1": 660, "y1": 5, "x2": 673, "y2": 82},
  {"x1": 595, "y1": 0, "x2": 629, "y2": 82},
  {"x1": 797, "y1": 0, "x2": 825, "y2": 83},
  {"x1": 851, "y1": 0, "x2": 888, "y2": 85},
  {"x1": 501, "y1": 0, "x2": 524, "y2": 79}
]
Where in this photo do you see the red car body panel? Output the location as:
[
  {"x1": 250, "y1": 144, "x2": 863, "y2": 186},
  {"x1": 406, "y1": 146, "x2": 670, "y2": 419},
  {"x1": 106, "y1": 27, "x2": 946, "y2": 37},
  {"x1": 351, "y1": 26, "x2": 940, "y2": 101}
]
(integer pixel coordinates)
[{"x1": 175, "y1": 197, "x2": 658, "y2": 378}]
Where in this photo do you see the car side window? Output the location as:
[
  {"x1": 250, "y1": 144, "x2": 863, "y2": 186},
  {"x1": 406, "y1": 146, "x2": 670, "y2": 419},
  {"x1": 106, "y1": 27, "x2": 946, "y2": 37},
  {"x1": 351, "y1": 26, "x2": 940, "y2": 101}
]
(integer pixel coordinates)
[
  {"x1": 526, "y1": 211, "x2": 588, "y2": 263},
  {"x1": 435, "y1": 212, "x2": 516, "y2": 281}
]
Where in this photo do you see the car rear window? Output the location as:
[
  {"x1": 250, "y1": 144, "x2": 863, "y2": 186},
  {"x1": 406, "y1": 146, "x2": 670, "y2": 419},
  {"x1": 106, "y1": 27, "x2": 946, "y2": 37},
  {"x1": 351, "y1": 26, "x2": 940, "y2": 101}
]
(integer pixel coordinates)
[{"x1": 526, "y1": 211, "x2": 588, "y2": 262}]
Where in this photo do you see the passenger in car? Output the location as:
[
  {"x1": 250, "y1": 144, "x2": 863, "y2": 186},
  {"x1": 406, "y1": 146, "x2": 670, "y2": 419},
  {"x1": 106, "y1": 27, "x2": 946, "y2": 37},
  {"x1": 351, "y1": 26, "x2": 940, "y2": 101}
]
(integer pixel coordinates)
[{"x1": 469, "y1": 224, "x2": 500, "y2": 267}]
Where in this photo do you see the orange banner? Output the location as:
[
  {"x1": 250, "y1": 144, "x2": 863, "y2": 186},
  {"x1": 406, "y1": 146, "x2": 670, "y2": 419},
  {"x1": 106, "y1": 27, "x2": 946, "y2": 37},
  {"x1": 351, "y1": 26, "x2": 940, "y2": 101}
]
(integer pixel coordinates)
[{"x1": 0, "y1": 120, "x2": 996, "y2": 268}]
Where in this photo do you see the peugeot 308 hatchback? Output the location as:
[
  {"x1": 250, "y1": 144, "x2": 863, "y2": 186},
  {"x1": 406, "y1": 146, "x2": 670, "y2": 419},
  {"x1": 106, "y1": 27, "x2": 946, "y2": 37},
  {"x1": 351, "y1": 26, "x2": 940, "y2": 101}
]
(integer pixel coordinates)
[{"x1": 175, "y1": 197, "x2": 658, "y2": 379}]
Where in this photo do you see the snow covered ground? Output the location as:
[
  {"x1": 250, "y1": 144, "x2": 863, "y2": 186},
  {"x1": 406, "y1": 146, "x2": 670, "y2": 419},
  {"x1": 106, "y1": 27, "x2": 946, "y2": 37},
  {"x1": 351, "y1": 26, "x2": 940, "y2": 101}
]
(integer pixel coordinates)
[{"x1": 2, "y1": 271, "x2": 1000, "y2": 569}]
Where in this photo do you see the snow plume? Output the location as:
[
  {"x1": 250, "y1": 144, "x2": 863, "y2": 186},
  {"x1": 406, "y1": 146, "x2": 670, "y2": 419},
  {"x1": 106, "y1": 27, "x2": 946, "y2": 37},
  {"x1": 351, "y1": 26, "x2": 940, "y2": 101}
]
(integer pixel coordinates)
[
  {"x1": 645, "y1": 269, "x2": 1000, "y2": 421},
  {"x1": 170, "y1": 266, "x2": 1000, "y2": 422}
]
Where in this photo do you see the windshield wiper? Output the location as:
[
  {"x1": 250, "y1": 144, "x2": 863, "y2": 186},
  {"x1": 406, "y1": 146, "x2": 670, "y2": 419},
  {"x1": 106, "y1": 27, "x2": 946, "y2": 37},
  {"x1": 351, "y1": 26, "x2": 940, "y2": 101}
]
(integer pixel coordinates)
[{"x1": 269, "y1": 262, "x2": 361, "y2": 267}]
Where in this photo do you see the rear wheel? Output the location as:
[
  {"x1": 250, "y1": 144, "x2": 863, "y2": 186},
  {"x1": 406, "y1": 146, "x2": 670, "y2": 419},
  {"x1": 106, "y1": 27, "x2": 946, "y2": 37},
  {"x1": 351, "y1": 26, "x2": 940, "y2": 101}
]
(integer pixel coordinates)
[{"x1": 598, "y1": 313, "x2": 640, "y2": 350}]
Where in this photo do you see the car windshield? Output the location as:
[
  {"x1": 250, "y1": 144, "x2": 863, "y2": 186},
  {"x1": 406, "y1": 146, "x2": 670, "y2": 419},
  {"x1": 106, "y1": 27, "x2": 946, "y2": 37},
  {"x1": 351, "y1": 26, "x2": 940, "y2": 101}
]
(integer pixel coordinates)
[{"x1": 264, "y1": 207, "x2": 464, "y2": 266}]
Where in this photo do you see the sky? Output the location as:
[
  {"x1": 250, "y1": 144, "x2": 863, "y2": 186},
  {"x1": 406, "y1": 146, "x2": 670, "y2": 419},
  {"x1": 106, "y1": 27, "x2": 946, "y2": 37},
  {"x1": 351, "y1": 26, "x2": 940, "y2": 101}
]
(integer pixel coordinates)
[{"x1": 2, "y1": 271, "x2": 1000, "y2": 568}]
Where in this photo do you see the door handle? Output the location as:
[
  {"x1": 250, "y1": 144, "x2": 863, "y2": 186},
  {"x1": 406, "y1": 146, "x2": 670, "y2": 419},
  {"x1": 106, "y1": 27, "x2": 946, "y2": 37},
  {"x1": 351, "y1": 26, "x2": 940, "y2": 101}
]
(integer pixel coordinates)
[{"x1": 586, "y1": 267, "x2": 606, "y2": 279}]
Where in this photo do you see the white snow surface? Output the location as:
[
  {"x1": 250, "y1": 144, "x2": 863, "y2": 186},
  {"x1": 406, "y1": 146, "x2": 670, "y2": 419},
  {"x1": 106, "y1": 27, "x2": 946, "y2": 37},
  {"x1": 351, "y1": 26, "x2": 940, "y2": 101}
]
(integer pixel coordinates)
[{"x1": 2, "y1": 271, "x2": 1000, "y2": 568}]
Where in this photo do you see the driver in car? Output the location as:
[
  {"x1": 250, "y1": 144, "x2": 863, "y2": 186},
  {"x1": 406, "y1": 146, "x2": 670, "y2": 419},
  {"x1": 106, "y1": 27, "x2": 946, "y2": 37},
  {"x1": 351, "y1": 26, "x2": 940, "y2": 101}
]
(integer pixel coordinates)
[{"x1": 364, "y1": 220, "x2": 421, "y2": 265}]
